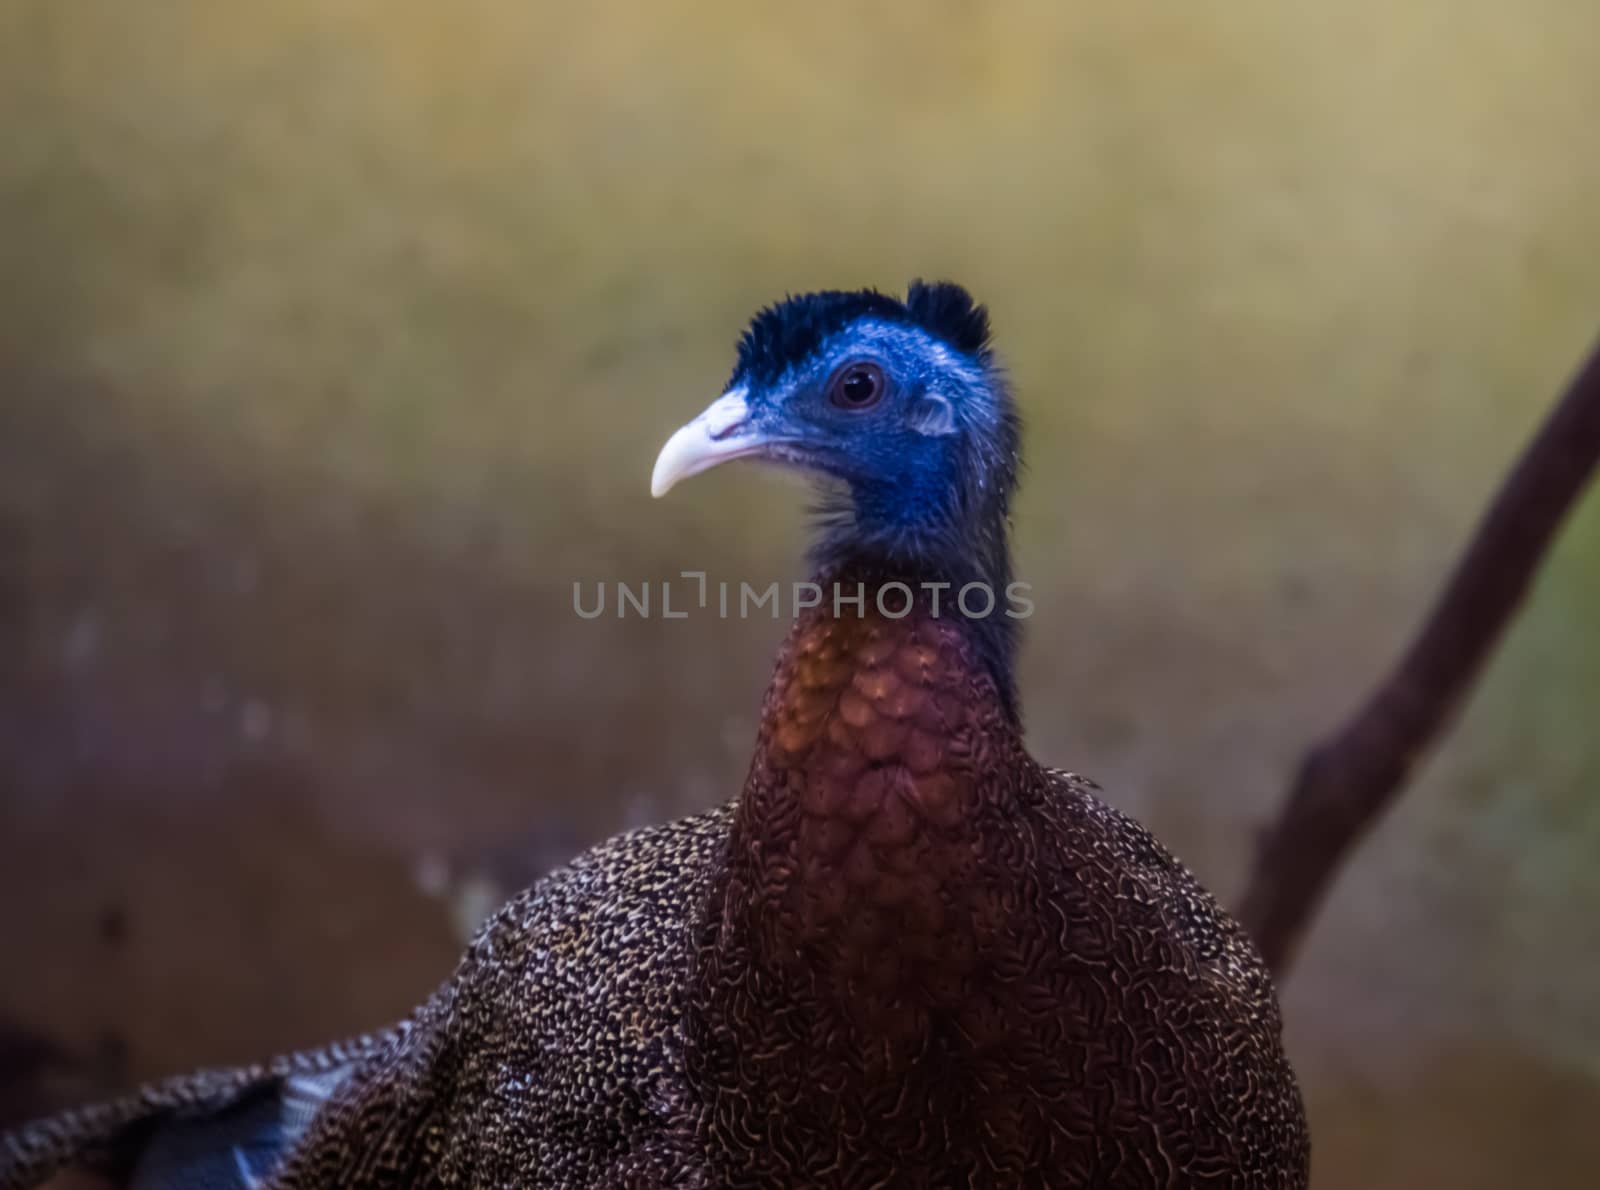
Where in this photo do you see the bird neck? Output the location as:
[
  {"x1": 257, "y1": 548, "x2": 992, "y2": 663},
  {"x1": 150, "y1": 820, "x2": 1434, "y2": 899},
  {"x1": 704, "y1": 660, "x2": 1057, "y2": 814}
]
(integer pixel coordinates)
[
  {"x1": 684, "y1": 566, "x2": 1044, "y2": 1164},
  {"x1": 805, "y1": 524, "x2": 1021, "y2": 722},
  {"x1": 727, "y1": 559, "x2": 1033, "y2": 964}
]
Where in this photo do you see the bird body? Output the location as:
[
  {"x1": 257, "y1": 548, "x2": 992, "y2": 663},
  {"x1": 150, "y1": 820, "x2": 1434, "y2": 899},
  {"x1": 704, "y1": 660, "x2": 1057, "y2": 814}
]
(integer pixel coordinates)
[
  {"x1": 686, "y1": 566, "x2": 1305, "y2": 1187},
  {"x1": 1, "y1": 282, "x2": 1309, "y2": 1188}
]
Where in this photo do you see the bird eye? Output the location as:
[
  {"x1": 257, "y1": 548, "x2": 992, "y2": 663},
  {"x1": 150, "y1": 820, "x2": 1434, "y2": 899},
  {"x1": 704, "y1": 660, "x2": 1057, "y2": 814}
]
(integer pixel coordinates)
[{"x1": 828, "y1": 362, "x2": 886, "y2": 410}]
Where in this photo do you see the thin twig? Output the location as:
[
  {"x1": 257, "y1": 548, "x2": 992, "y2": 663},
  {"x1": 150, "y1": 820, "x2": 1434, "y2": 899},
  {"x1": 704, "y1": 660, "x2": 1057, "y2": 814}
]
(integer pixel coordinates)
[{"x1": 1238, "y1": 333, "x2": 1600, "y2": 977}]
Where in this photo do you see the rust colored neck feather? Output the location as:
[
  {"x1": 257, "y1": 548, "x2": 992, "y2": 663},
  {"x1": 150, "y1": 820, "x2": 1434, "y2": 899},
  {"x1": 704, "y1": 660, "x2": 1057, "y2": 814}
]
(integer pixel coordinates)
[
  {"x1": 685, "y1": 567, "x2": 1057, "y2": 1178},
  {"x1": 727, "y1": 566, "x2": 1034, "y2": 1007}
]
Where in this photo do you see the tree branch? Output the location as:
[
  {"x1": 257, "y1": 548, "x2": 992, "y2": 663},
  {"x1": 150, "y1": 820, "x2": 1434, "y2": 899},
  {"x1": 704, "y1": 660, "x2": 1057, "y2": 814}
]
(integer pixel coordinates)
[{"x1": 1238, "y1": 333, "x2": 1600, "y2": 977}]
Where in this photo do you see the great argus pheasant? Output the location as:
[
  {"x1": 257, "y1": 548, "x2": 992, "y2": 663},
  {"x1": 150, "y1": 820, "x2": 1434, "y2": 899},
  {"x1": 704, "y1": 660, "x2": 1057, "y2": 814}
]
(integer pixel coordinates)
[{"x1": 0, "y1": 281, "x2": 1309, "y2": 1188}]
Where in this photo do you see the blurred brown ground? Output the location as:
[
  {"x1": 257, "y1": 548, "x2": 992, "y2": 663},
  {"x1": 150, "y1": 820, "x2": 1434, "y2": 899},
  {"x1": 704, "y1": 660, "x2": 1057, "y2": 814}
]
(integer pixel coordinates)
[{"x1": 2, "y1": 3, "x2": 1599, "y2": 1186}]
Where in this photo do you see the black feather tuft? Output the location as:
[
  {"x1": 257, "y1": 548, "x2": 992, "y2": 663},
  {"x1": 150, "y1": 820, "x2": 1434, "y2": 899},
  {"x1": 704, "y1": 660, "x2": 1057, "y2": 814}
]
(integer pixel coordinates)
[
  {"x1": 731, "y1": 281, "x2": 992, "y2": 387},
  {"x1": 903, "y1": 280, "x2": 992, "y2": 359}
]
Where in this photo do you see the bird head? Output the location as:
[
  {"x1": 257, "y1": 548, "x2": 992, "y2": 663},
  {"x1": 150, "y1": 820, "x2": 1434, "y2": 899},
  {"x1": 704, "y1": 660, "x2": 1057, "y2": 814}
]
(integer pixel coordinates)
[{"x1": 652, "y1": 281, "x2": 1020, "y2": 584}]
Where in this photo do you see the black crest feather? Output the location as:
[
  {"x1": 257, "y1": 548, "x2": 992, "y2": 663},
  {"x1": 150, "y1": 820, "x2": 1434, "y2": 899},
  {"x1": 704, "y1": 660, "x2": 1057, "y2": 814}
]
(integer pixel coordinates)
[
  {"x1": 903, "y1": 280, "x2": 992, "y2": 358},
  {"x1": 731, "y1": 280, "x2": 992, "y2": 387}
]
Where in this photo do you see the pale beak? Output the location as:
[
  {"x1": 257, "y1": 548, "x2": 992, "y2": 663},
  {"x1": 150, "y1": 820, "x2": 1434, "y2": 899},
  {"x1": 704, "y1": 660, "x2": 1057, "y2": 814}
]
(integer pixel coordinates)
[{"x1": 651, "y1": 388, "x2": 774, "y2": 498}]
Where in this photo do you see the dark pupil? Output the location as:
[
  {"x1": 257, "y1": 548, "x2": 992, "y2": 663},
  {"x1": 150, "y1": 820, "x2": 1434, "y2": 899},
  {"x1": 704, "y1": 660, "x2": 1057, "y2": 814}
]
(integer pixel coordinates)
[{"x1": 841, "y1": 368, "x2": 877, "y2": 405}]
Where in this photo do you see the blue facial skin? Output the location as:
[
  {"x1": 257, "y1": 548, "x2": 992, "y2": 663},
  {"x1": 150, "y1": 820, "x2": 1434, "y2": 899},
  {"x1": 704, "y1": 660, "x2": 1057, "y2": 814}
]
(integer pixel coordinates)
[{"x1": 725, "y1": 284, "x2": 1024, "y2": 721}]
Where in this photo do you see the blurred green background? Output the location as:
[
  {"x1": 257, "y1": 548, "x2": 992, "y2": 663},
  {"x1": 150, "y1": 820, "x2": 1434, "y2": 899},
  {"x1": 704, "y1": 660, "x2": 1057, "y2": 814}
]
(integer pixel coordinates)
[{"x1": 2, "y1": 2, "x2": 1598, "y2": 1185}]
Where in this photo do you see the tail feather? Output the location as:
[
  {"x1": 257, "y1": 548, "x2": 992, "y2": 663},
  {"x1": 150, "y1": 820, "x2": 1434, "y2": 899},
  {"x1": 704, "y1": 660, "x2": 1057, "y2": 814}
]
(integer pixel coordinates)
[
  {"x1": 0, "y1": 1038, "x2": 383, "y2": 1190},
  {"x1": 126, "y1": 1068, "x2": 348, "y2": 1190}
]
